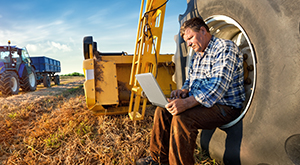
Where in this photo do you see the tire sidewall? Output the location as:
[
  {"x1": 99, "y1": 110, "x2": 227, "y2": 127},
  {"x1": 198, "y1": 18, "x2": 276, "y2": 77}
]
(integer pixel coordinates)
[
  {"x1": 10, "y1": 73, "x2": 19, "y2": 94},
  {"x1": 10, "y1": 71, "x2": 20, "y2": 94},
  {"x1": 54, "y1": 75, "x2": 60, "y2": 85},
  {"x1": 28, "y1": 68, "x2": 37, "y2": 91},
  {"x1": 0, "y1": 71, "x2": 20, "y2": 95},
  {"x1": 43, "y1": 75, "x2": 51, "y2": 87},
  {"x1": 187, "y1": 0, "x2": 300, "y2": 164},
  {"x1": 20, "y1": 67, "x2": 37, "y2": 91}
]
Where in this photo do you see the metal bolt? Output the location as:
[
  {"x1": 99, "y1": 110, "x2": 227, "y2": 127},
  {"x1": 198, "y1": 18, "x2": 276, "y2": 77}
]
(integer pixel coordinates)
[
  {"x1": 247, "y1": 65, "x2": 254, "y2": 71},
  {"x1": 243, "y1": 54, "x2": 248, "y2": 61},
  {"x1": 245, "y1": 78, "x2": 252, "y2": 85}
]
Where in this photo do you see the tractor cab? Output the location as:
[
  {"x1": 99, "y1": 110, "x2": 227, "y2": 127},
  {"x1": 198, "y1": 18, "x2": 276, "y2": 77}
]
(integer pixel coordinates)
[
  {"x1": 0, "y1": 45, "x2": 22, "y2": 70},
  {"x1": 0, "y1": 41, "x2": 32, "y2": 74}
]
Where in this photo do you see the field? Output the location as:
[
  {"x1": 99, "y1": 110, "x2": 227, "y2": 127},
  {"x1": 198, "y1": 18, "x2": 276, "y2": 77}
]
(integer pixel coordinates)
[{"x1": 0, "y1": 76, "x2": 217, "y2": 164}]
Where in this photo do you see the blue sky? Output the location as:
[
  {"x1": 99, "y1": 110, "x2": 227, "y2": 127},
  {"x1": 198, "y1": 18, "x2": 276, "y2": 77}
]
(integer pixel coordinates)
[{"x1": 0, "y1": 0, "x2": 187, "y2": 74}]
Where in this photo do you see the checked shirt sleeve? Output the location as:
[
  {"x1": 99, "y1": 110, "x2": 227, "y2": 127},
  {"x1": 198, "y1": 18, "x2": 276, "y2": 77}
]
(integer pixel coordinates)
[
  {"x1": 190, "y1": 42, "x2": 239, "y2": 108},
  {"x1": 181, "y1": 56, "x2": 194, "y2": 90}
]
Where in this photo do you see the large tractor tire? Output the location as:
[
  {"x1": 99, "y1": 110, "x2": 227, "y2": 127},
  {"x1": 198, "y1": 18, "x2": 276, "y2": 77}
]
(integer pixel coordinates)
[
  {"x1": 175, "y1": 0, "x2": 300, "y2": 164},
  {"x1": 0, "y1": 71, "x2": 20, "y2": 95},
  {"x1": 20, "y1": 67, "x2": 37, "y2": 91}
]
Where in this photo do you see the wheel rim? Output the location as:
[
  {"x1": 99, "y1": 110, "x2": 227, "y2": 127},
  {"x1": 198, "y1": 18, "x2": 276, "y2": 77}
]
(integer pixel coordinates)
[
  {"x1": 11, "y1": 76, "x2": 18, "y2": 92},
  {"x1": 204, "y1": 15, "x2": 257, "y2": 128},
  {"x1": 29, "y1": 72, "x2": 35, "y2": 87}
]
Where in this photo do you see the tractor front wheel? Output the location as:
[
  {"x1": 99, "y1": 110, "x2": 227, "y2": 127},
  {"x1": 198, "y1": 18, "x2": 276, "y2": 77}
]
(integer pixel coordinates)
[{"x1": 20, "y1": 67, "x2": 37, "y2": 91}]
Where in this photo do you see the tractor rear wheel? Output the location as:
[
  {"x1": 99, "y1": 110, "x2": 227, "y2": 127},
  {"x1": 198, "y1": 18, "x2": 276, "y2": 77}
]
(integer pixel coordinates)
[
  {"x1": 0, "y1": 71, "x2": 20, "y2": 95},
  {"x1": 20, "y1": 67, "x2": 37, "y2": 91}
]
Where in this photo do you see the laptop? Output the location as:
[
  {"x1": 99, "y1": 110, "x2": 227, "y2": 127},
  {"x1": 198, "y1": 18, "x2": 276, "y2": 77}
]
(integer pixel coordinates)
[{"x1": 135, "y1": 73, "x2": 168, "y2": 107}]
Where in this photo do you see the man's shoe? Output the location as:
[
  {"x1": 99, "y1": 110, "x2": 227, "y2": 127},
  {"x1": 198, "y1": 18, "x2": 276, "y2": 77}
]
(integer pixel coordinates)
[{"x1": 136, "y1": 156, "x2": 159, "y2": 165}]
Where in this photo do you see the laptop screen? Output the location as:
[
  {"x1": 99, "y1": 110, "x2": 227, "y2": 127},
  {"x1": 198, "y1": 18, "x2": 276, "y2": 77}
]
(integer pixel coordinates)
[{"x1": 135, "y1": 73, "x2": 168, "y2": 107}]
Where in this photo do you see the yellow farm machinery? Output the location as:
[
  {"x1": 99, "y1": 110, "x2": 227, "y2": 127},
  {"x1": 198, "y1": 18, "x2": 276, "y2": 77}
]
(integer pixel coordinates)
[{"x1": 83, "y1": 0, "x2": 175, "y2": 120}]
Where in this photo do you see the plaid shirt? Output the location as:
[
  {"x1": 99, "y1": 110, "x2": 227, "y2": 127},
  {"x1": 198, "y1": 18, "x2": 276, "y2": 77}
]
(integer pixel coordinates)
[{"x1": 182, "y1": 35, "x2": 245, "y2": 109}]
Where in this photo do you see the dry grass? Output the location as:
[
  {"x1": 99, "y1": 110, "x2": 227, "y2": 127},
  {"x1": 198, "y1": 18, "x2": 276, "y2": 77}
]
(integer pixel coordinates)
[{"x1": 0, "y1": 85, "x2": 218, "y2": 165}]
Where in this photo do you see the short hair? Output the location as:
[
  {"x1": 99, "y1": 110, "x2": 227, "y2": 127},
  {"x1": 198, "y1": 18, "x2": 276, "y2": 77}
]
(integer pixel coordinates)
[{"x1": 180, "y1": 17, "x2": 210, "y2": 38}]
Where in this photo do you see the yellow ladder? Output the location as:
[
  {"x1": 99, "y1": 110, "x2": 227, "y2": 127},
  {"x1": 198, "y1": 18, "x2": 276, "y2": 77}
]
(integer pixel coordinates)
[{"x1": 128, "y1": 0, "x2": 167, "y2": 120}]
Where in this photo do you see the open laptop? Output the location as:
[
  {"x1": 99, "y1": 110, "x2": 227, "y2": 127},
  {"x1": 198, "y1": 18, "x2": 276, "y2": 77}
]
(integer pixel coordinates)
[{"x1": 135, "y1": 73, "x2": 168, "y2": 107}]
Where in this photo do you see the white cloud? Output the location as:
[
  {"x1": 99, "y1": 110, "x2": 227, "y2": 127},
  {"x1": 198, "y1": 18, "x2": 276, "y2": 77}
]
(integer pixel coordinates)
[
  {"x1": 0, "y1": 15, "x2": 2, "y2": 18},
  {"x1": 36, "y1": 20, "x2": 64, "y2": 30},
  {"x1": 26, "y1": 41, "x2": 72, "y2": 56},
  {"x1": 49, "y1": 41, "x2": 72, "y2": 52},
  {"x1": 26, "y1": 44, "x2": 38, "y2": 52},
  {"x1": 25, "y1": 41, "x2": 80, "y2": 74}
]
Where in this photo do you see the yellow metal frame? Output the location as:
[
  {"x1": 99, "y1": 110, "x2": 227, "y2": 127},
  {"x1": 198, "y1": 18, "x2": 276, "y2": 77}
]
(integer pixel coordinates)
[
  {"x1": 128, "y1": 0, "x2": 168, "y2": 120},
  {"x1": 83, "y1": 56, "x2": 123, "y2": 115},
  {"x1": 82, "y1": 0, "x2": 175, "y2": 118},
  {"x1": 83, "y1": 51, "x2": 174, "y2": 116}
]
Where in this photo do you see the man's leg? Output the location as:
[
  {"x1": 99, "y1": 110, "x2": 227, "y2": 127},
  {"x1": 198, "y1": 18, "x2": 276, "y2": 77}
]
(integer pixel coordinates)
[
  {"x1": 169, "y1": 104, "x2": 240, "y2": 165},
  {"x1": 150, "y1": 107, "x2": 173, "y2": 164}
]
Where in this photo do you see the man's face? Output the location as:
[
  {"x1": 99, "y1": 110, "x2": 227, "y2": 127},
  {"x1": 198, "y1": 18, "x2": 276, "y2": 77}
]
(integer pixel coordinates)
[{"x1": 183, "y1": 27, "x2": 206, "y2": 52}]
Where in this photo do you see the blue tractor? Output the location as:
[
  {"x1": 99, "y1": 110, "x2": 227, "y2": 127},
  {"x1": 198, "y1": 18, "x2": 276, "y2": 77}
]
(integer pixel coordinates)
[{"x1": 0, "y1": 41, "x2": 37, "y2": 95}]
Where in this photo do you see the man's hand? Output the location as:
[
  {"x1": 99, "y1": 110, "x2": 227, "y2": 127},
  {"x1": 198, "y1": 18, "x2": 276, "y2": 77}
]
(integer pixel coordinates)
[
  {"x1": 165, "y1": 95, "x2": 200, "y2": 115},
  {"x1": 166, "y1": 98, "x2": 188, "y2": 115},
  {"x1": 170, "y1": 89, "x2": 189, "y2": 99}
]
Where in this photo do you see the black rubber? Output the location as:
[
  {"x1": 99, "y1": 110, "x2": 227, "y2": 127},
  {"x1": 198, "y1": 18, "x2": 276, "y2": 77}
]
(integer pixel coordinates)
[
  {"x1": 43, "y1": 75, "x2": 51, "y2": 87},
  {"x1": 20, "y1": 67, "x2": 37, "y2": 91},
  {"x1": 177, "y1": 0, "x2": 300, "y2": 164},
  {"x1": 0, "y1": 71, "x2": 20, "y2": 95}
]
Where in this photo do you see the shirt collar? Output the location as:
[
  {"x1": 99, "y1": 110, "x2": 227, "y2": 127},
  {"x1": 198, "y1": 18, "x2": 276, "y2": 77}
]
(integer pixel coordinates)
[
  {"x1": 195, "y1": 35, "x2": 216, "y2": 58},
  {"x1": 196, "y1": 52, "x2": 204, "y2": 58},
  {"x1": 204, "y1": 35, "x2": 216, "y2": 53}
]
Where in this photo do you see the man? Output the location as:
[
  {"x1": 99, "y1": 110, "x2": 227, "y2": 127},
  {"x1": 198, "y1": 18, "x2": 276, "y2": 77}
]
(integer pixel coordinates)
[{"x1": 137, "y1": 17, "x2": 245, "y2": 165}]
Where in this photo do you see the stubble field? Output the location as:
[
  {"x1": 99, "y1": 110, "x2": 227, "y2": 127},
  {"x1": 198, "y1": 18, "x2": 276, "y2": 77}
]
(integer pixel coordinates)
[{"x1": 0, "y1": 76, "x2": 217, "y2": 165}]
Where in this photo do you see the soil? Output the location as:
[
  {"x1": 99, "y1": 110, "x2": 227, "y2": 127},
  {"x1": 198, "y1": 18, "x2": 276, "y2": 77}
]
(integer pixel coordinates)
[
  {"x1": 0, "y1": 75, "x2": 217, "y2": 165},
  {"x1": 0, "y1": 76, "x2": 85, "y2": 108}
]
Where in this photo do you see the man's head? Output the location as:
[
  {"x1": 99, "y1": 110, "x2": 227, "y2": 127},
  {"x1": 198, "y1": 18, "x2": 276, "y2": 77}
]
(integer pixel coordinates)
[{"x1": 180, "y1": 17, "x2": 211, "y2": 52}]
